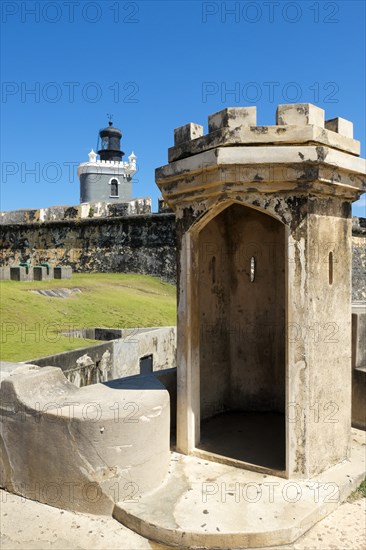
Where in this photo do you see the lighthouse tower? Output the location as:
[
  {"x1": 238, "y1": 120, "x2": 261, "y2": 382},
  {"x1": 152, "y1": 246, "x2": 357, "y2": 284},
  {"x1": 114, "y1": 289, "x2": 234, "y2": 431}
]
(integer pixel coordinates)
[{"x1": 78, "y1": 120, "x2": 137, "y2": 204}]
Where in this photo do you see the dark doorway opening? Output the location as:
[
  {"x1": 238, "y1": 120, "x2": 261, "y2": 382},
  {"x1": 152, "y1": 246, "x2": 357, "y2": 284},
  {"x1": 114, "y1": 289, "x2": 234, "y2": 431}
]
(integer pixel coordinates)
[
  {"x1": 197, "y1": 204, "x2": 286, "y2": 472},
  {"x1": 140, "y1": 354, "x2": 153, "y2": 375}
]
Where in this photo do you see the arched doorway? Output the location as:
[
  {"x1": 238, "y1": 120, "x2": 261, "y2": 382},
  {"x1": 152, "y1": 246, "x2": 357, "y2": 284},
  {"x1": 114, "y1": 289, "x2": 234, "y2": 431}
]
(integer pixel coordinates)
[{"x1": 196, "y1": 203, "x2": 286, "y2": 472}]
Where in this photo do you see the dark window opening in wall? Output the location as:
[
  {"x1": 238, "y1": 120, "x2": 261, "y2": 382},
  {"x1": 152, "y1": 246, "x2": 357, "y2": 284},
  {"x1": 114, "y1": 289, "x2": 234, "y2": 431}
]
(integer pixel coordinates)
[
  {"x1": 110, "y1": 178, "x2": 119, "y2": 197},
  {"x1": 140, "y1": 354, "x2": 153, "y2": 374}
]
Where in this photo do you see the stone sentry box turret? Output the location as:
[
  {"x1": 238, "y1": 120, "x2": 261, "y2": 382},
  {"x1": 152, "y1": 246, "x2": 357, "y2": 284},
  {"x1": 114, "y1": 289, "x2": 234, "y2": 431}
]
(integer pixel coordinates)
[{"x1": 156, "y1": 104, "x2": 366, "y2": 479}]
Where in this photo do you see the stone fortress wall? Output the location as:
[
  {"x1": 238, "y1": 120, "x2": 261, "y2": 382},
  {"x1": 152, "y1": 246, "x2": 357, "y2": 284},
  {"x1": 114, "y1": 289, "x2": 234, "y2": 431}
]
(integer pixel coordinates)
[
  {"x1": 0, "y1": 197, "x2": 152, "y2": 224},
  {"x1": 0, "y1": 207, "x2": 177, "y2": 284},
  {"x1": 352, "y1": 217, "x2": 366, "y2": 300},
  {"x1": 0, "y1": 203, "x2": 365, "y2": 299}
]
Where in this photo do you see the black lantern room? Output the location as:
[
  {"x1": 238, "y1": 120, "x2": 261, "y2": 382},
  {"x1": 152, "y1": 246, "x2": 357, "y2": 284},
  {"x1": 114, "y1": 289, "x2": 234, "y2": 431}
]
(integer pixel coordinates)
[{"x1": 97, "y1": 121, "x2": 125, "y2": 161}]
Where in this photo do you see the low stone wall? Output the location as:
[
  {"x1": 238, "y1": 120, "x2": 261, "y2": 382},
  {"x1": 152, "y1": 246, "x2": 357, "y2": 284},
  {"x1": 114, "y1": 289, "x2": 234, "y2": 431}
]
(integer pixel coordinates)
[
  {"x1": 0, "y1": 365, "x2": 170, "y2": 514},
  {"x1": 352, "y1": 303, "x2": 366, "y2": 430},
  {"x1": 113, "y1": 327, "x2": 176, "y2": 379},
  {"x1": 0, "y1": 198, "x2": 152, "y2": 224},
  {"x1": 1, "y1": 265, "x2": 72, "y2": 281},
  {"x1": 26, "y1": 342, "x2": 115, "y2": 387},
  {"x1": 24, "y1": 327, "x2": 176, "y2": 388}
]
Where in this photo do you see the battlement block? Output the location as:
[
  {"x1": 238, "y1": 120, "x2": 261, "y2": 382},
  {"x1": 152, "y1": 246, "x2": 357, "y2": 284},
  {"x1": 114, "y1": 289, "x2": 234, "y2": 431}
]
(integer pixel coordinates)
[
  {"x1": 325, "y1": 117, "x2": 353, "y2": 138},
  {"x1": 167, "y1": 104, "x2": 360, "y2": 162},
  {"x1": 276, "y1": 103, "x2": 324, "y2": 127},
  {"x1": 174, "y1": 123, "x2": 204, "y2": 146},
  {"x1": 208, "y1": 107, "x2": 256, "y2": 133}
]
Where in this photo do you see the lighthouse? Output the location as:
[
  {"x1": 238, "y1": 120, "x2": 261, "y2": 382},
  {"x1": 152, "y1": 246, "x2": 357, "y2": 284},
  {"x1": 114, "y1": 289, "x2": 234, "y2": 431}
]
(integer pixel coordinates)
[{"x1": 78, "y1": 120, "x2": 137, "y2": 204}]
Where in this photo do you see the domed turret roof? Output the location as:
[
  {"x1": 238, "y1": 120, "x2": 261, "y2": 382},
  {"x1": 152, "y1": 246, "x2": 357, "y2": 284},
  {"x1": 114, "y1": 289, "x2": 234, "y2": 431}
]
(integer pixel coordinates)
[{"x1": 99, "y1": 121, "x2": 122, "y2": 138}]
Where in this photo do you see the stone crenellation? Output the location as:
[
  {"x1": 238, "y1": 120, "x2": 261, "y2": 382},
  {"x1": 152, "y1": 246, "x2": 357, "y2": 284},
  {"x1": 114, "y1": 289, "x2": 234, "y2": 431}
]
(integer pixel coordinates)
[{"x1": 168, "y1": 104, "x2": 360, "y2": 163}]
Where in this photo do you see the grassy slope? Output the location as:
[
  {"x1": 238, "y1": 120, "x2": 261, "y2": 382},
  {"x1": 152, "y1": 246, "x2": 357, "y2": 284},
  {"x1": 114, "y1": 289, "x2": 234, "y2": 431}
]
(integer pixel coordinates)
[{"x1": 0, "y1": 273, "x2": 176, "y2": 362}]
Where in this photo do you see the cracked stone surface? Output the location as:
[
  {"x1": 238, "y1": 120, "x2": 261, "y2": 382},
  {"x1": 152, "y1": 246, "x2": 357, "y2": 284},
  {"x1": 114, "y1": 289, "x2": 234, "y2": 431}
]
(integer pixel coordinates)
[{"x1": 0, "y1": 365, "x2": 171, "y2": 514}]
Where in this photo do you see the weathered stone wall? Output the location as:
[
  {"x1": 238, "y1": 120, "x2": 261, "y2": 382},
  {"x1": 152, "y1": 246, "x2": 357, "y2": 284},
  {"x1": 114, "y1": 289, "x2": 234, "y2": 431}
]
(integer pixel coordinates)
[
  {"x1": 22, "y1": 326, "x2": 176, "y2": 388},
  {"x1": 0, "y1": 365, "x2": 171, "y2": 514},
  {"x1": 0, "y1": 213, "x2": 364, "y2": 296},
  {"x1": 0, "y1": 198, "x2": 151, "y2": 224},
  {"x1": 352, "y1": 217, "x2": 366, "y2": 301},
  {"x1": 0, "y1": 213, "x2": 176, "y2": 283},
  {"x1": 25, "y1": 342, "x2": 114, "y2": 387}
]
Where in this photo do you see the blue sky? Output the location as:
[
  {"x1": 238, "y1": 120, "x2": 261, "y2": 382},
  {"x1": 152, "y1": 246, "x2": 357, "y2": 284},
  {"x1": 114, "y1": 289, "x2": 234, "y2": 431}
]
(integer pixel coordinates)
[{"x1": 1, "y1": 0, "x2": 365, "y2": 216}]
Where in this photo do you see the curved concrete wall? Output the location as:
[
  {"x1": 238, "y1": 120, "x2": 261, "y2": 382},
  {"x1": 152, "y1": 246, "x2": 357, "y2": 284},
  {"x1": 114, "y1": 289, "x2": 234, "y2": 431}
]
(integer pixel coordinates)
[{"x1": 0, "y1": 365, "x2": 170, "y2": 514}]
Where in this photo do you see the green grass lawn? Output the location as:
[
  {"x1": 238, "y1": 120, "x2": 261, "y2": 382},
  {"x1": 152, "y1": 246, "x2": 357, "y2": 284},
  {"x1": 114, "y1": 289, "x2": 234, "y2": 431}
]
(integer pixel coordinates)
[{"x1": 0, "y1": 273, "x2": 176, "y2": 362}]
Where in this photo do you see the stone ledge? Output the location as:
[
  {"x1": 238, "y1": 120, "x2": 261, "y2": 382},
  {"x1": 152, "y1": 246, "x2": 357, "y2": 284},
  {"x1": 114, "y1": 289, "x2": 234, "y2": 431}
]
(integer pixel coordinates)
[
  {"x1": 157, "y1": 146, "x2": 366, "y2": 207},
  {"x1": 163, "y1": 146, "x2": 366, "y2": 179}
]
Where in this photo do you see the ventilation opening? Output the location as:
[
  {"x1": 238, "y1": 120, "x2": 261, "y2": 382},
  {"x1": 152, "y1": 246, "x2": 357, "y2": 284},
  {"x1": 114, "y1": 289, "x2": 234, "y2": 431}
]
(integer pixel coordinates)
[
  {"x1": 250, "y1": 256, "x2": 256, "y2": 282},
  {"x1": 211, "y1": 256, "x2": 216, "y2": 284},
  {"x1": 139, "y1": 354, "x2": 153, "y2": 374},
  {"x1": 329, "y1": 252, "x2": 333, "y2": 285}
]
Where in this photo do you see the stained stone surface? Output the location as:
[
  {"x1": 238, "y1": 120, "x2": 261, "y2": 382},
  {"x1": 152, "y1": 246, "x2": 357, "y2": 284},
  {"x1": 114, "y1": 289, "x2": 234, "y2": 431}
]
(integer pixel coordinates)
[
  {"x1": 0, "y1": 213, "x2": 177, "y2": 283},
  {"x1": 156, "y1": 103, "x2": 366, "y2": 480},
  {"x1": 0, "y1": 365, "x2": 170, "y2": 515}
]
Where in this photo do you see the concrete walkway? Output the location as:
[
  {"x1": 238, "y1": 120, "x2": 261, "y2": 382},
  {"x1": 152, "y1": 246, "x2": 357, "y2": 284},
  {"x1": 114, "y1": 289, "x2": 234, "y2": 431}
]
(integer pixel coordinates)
[{"x1": 0, "y1": 489, "x2": 364, "y2": 550}]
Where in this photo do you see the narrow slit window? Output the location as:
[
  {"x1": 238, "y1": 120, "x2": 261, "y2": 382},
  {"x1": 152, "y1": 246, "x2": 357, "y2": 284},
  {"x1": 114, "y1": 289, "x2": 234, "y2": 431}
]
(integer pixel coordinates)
[
  {"x1": 211, "y1": 256, "x2": 216, "y2": 284},
  {"x1": 250, "y1": 256, "x2": 256, "y2": 283},
  {"x1": 328, "y1": 252, "x2": 333, "y2": 285}
]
